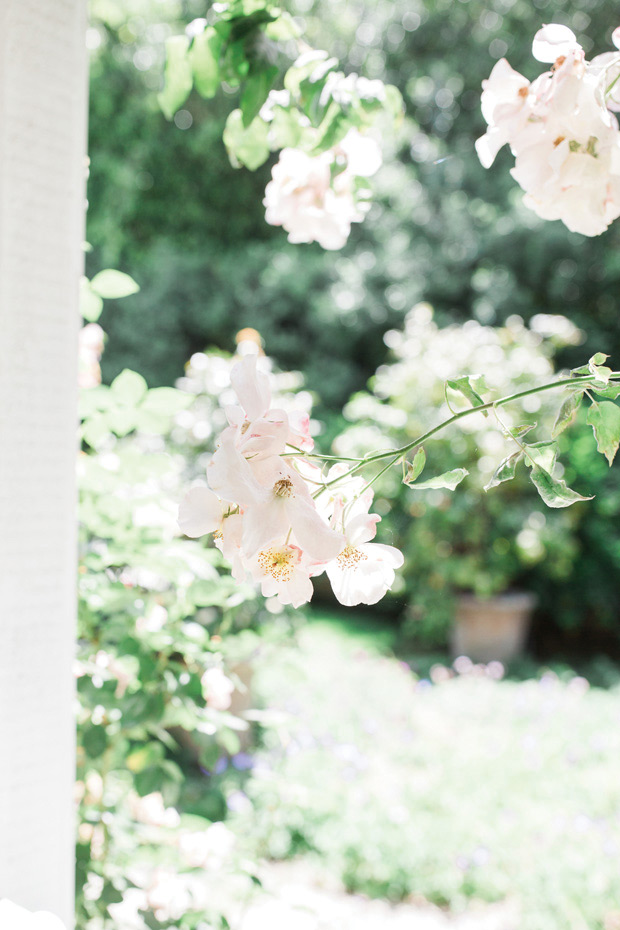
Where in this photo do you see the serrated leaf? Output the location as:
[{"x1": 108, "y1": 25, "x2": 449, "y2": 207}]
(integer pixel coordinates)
[
  {"x1": 158, "y1": 34, "x2": 193, "y2": 120},
  {"x1": 484, "y1": 452, "x2": 522, "y2": 491},
  {"x1": 446, "y1": 376, "x2": 488, "y2": 416},
  {"x1": 524, "y1": 441, "x2": 558, "y2": 473},
  {"x1": 552, "y1": 391, "x2": 583, "y2": 438},
  {"x1": 90, "y1": 269, "x2": 139, "y2": 300},
  {"x1": 403, "y1": 447, "x2": 426, "y2": 486},
  {"x1": 409, "y1": 467, "x2": 468, "y2": 491},
  {"x1": 111, "y1": 369, "x2": 148, "y2": 406},
  {"x1": 586, "y1": 401, "x2": 620, "y2": 465},
  {"x1": 189, "y1": 27, "x2": 221, "y2": 98},
  {"x1": 80, "y1": 278, "x2": 104, "y2": 322},
  {"x1": 223, "y1": 109, "x2": 270, "y2": 170},
  {"x1": 241, "y1": 65, "x2": 278, "y2": 126},
  {"x1": 529, "y1": 466, "x2": 592, "y2": 508}
]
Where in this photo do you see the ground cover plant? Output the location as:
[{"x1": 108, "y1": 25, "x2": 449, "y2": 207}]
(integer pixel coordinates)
[{"x1": 231, "y1": 612, "x2": 620, "y2": 930}]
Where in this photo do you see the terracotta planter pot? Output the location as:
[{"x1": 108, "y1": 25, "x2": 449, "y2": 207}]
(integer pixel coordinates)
[{"x1": 450, "y1": 592, "x2": 536, "y2": 663}]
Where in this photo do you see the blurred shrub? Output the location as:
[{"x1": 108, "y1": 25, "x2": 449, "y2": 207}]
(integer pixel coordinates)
[
  {"x1": 76, "y1": 341, "x2": 309, "y2": 928},
  {"x1": 334, "y1": 306, "x2": 606, "y2": 647}
]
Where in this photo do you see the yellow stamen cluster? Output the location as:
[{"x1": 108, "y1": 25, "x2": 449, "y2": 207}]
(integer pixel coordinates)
[
  {"x1": 273, "y1": 478, "x2": 294, "y2": 499},
  {"x1": 337, "y1": 544, "x2": 368, "y2": 569},
  {"x1": 258, "y1": 547, "x2": 296, "y2": 581}
]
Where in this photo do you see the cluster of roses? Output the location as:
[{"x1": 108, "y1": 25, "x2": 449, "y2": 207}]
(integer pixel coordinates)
[
  {"x1": 179, "y1": 353, "x2": 402, "y2": 608},
  {"x1": 263, "y1": 128, "x2": 382, "y2": 250},
  {"x1": 477, "y1": 23, "x2": 620, "y2": 236}
]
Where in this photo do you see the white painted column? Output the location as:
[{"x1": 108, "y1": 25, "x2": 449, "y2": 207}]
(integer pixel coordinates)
[{"x1": 0, "y1": 0, "x2": 87, "y2": 923}]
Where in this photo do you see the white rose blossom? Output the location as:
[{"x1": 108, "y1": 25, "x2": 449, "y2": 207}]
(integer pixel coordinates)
[
  {"x1": 263, "y1": 129, "x2": 382, "y2": 249},
  {"x1": 477, "y1": 23, "x2": 620, "y2": 236},
  {"x1": 178, "y1": 351, "x2": 403, "y2": 609}
]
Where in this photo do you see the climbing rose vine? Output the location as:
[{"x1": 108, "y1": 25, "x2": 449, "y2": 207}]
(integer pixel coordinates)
[{"x1": 477, "y1": 23, "x2": 620, "y2": 236}]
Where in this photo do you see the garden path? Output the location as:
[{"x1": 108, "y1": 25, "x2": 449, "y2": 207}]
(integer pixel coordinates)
[{"x1": 237, "y1": 860, "x2": 519, "y2": 930}]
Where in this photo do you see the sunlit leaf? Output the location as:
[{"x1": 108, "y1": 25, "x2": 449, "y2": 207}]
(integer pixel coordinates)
[
  {"x1": 90, "y1": 269, "x2": 140, "y2": 300},
  {"x1": 403, "y1": 447, "x2": 426, "y2": 486},
  {"x1": 223, "y1": 109, "x2": 270, "y2": 169},
  {"x1": 409, "y1": 467, "x2": 468, "y2": 491},
  {"x1": 189, "y1": 27, "x2": 222, "y2": 99},
  {"x1": 529, "y1": 466, "x2": 592, "y2": 508},
  {"x1": 158, "y1": 34, "x2": 193, "y2": 120},
  {"x1": 111, "y1": 369, "x2": 148, "y2": 406},
  {"x1": 586, "y1": 401, "x2": 620, "y2": 465},
  {"x1": 80, "y1": 277, "x2": 104, "y2": 322},
  {"x1": 484, "y1": 451, "x2": 522, "y2": 491},
  {"x1": 524, "y1": 441, "x2": 558, "y2": 473},
  {"x1": 446, "y1": 375, "x2": 488, "y2": 416},
  {"x1": 552, "y1": 391, "x2": 583, "y2": 438}
]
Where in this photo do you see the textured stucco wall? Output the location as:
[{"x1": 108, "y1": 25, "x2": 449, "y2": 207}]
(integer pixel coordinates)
[{"x1": 0, "y1": 0, "x2": 87, "y2": 922}]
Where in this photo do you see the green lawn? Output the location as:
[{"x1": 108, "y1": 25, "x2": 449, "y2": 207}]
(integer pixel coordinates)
[{"x1": 226, "y1": 610, "x2": 620, "y2": 930}]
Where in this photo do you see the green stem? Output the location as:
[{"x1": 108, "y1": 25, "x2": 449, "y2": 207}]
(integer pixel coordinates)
[{"x1": 312, "y1": 373, "x2": 620, "y2": 496}]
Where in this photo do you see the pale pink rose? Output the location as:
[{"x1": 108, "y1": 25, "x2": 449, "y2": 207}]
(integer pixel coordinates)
[
  {"x1": 246, "y1": 542, "x2": 314, "y2": 607},
  {"x1": 532, "y1": 24, "x2": 582, "y2": 63},
  {"x1": 201, "y1": 666, "x2": 235, "y2": 711},
  {"x1": 263, "y1": 131, "x2": 381, "y2": 250},
  {"x1": 324, "y1": 501, "x2": 403, "y2": 607}
]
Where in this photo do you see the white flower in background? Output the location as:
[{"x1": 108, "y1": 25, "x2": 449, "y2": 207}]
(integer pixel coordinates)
[
  {"x1": 0, "y1": 901, "x2": 68, "y2": 930},
  {"x1": 201, "y1": 666, "x2": 235, "y2": 711},
  {"x1": 263, "y1": 129, "x2": 382, "y2": 249},
  {"x1": 477, "y1": 23, "x2": 620, "y2": 235},
  {"x1": 178, "y1": 821, "x2": 236, "y2": 868},
  {"x1": 129, "y1": 790, "x2": 181, "y2": 828}
]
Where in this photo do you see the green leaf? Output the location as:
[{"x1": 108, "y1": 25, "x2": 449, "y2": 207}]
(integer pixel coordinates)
[
  {"x1": 484, "y1": 451, "x2": 522, "y2": 491},
  {"x1": 241, "y1": 65, "x2": 278, "y2": 126},
  {"x1": 90, "y1": 269, "x2": 140, "y2": 300},
  {"x1": 141, "y1": 387, "x2": 193, "y2": 415},
  {"x1": 524, "y1": 441, "x2": 558, "y2": 473},
  {"x1": 265, "y1": 11, "x2": 302, "y2": 40},
  {"x1": 409, "y1": 468, "x2": 468, "y2": 491},
  {"x1": 588, "y1": 352, "x2": 612, "y2": 386},
  {"x1": 189, "y1": 27, "x2": 222, "y2": 98},
  {"x1": 269, "y1": 106, "x2": 304, "y2": 148},
  {"x1": 284, "y1": 50, "x2": 333, "y2": 96},
  {"x1": 80, "y1": 278, "x2": 104, "y2": 322},
  {"x1": 586, "y1": 401, "x2": 620, "y2": 465},
  {"x1": 529, "y1": 466, "x2": 593, "y2": 509},
  {"x1": 111, "y1": 369, "x2": 148, "y2": 406},
  {"x1": 552, "y1": 391, "x2": 583, "y2": 438},
  {"x1": 403, "y1": 447, "x2": 426, "y2": 486},
  {"x1": 158, "y1": 34, "x2": 193, "y2": 120},
  {"x1": 592, "y1": 381, "x2": 620, "y2": 399},
  {"x1": 82, "y1": 723, "x2": 108, "y2": 759},
  {"x1": 446, "y1": 376, "x2": 488, "y2": 416},
  {"x1": 223, "y1": 109, "x2": 270, "y2": 170}
]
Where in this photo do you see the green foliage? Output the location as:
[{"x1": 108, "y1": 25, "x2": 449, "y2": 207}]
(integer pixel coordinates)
[
  {"x1": 408, "y1": 466, "x2": 468, "y2": 491},
  {"x1": 157, "y1": 2, "x2": 402, "y2": 171}
]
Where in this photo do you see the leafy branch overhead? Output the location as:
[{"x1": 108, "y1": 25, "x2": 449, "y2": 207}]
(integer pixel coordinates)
[
  {"x1": 158, "y1": 0, "x2": 403, "y2": 170},
  {"x1": 401, "y1": 358, "x2": 620, "y2": 509}
]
